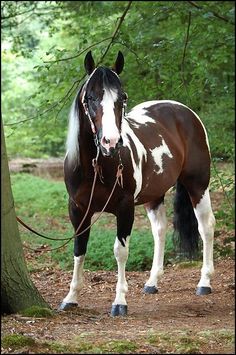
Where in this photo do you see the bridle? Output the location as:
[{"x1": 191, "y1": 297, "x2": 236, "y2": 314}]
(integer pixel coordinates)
[
  {"x1": 17, "y1": 74, "x2": 127, "y2": 252},
  {"x1": 81, "y1": 73, "x2": 128, "y2": 149}
]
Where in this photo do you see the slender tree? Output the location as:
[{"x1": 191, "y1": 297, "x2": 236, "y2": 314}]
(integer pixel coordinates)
[{"x1": 1, "y1": 117, "x2": 49, "y2": 314}]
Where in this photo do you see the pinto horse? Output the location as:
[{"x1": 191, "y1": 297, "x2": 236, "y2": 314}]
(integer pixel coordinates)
[{"x1": 59, "y1": 51, "x2": 215, "y2": 316}]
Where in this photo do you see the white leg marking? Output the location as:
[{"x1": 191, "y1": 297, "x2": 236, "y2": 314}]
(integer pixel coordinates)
[
  {"x1": 194, "y1": 189, "x2": 215, "y2": 288},
  {"x1": 62, "y1": 255, "x2": 85, "y2": 303},
  {"x1": 145, "y1": 204, "x2": 167, "y2": 288},
  {"x1": 113, "y1": 236, "x2": 130, "y2": 305}
]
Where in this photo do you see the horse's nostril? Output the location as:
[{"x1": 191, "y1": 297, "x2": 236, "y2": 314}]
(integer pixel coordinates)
[{"x1": 104, "y1": 138, "x2": 110, "y2": 144}]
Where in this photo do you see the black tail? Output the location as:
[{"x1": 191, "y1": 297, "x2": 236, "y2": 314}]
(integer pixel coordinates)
[{"x1": 173, "y1": 181, "x2": 199, "y2": 259}]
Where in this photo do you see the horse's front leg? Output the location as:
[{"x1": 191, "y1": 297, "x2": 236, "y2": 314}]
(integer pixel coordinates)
[
  {"x1": 111, "y1": 195, "x2": 134, "y2": 317},
  {"x1": 59, "y1": 199, "x2": 91, "y2": 311}
]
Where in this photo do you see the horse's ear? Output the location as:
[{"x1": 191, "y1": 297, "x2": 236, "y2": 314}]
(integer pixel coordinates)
[
  {"x1": 84, "y1": 51, "x2": 95, "y2": 75},
  {"x1": 113, "y1": 51, "x2": 124, "y2": 75}
]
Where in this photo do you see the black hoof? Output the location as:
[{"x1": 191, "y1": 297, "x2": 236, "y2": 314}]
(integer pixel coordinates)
[
  {"x1": 196, "y1": 286, "x2": 212, "y2": 295},
  {"x1": 111, "y1": 304, "x2": 127, "y2": 317},
  {"x1": 143, "y1": 285, "x2": 158, "y2": 294},
  {"x1": 58, "y1": 302, "x2": 78, "y2": 311}
]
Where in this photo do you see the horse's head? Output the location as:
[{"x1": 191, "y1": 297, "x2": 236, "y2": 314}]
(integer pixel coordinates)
[{"x1": 81, "y1": 51, "x2": 127, "y2": 157}]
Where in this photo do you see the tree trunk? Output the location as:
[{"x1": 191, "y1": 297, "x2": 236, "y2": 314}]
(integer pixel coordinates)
[{"x1": 1, "y1": 118, "x2": 49, "y2": 314}]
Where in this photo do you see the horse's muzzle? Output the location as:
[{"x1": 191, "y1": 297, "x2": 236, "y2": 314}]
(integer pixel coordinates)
[{"x1": 100, "y1": 136, "x2": 123, "y2": 158}]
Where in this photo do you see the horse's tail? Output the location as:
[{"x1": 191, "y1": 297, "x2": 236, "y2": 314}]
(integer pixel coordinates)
[{"x1": 173, "y1": 180, "x2": 199, "y2": 259}]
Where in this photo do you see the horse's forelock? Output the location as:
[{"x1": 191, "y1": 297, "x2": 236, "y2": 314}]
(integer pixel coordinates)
[{"x1": 88, "y1": 67, "x2": 121, "y2": 94}]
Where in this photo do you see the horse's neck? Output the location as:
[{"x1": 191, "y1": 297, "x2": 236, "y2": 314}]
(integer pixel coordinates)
[{"x1": 79, "y1": 129, "x2": 97, "y2": 175}]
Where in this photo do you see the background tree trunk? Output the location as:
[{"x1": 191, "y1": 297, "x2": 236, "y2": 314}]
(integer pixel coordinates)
[{"x1": 1, "y1": 118, "x2": 49, "y2": 314}]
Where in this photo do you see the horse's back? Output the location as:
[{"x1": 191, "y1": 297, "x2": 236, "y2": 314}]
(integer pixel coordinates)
[{"x1": 127, "y1": 100, "x2": 210, "y2": 159}]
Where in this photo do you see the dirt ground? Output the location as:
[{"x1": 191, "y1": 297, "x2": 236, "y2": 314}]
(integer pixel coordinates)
[
  {"x1": 2, "y1": 258, "x2": 235, "y2": 354},
  {"x1": 2, "y1": 159, "x2": 235, "y2": 353}
]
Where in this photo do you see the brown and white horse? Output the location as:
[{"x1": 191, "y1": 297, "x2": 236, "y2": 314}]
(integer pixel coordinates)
[{"x1": 59, "y1": 51, "x2": 215, "y2": 316}]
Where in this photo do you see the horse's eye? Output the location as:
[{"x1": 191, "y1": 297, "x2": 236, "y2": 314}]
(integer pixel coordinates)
[
  {"x1": 122, "y1": 92, "x2": 128, "y2": 100},
  {"x1": 117, "y1": 93, "x2": 127, "y2": 103},
  {"x1": 87, "y1": 96, "x2": 98, "y2": 103}
]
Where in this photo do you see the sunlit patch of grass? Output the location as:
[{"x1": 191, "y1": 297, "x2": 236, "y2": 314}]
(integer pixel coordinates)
[
  {"x1": 46, "y1": 337, "x2": 138, "y2": 354},
  {"x1": 100, "y1": 340, "x2": 138, "y2": 353},
  {"x1": 174, "y1": 261, "x2": 202, "y2": 269},
  {"x1": 147, "y1": 331, "x2": 198, "y2": 354},
  {"x1": 146, "y1": 329, "x2": 235, "y2": 354},
  {"x1": 198, "y1": 329, "x2": 235, "y2": 343},
  {"x1": 2, "y1": 334, "x2": 36, "y2": 348},
  {"x1": 20, "y1": 305, "x2": 54, "y2": 318}
]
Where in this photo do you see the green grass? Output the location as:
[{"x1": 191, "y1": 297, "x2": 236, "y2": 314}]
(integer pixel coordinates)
[
  {"x1": 2, "y1": 329, "x2": 234, "y2": 354},
  {"x1": 2, "y1": 334, "x2": 36, "y2": 348},
  {"x1": 146, "y1": 329, "x2": 235, "y2": 354},
  {"x1": 20, "y1": 306, "x2": 54, "y2": 318},
  {"x1": 11, "y1": 167, "x2": 234, "y2": 272},
  {"x1": 10, "y1": 173, "x2": 68, "y2": 217}
]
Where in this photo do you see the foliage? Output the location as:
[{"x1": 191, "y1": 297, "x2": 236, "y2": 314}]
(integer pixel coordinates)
[{"x1": 1, "y1": 1, "x2": 235, "y2": 160}]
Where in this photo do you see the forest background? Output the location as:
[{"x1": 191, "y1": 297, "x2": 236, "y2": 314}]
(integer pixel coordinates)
[{"x1": 2, "y1": 1, "x2": 234, "y2": 161}]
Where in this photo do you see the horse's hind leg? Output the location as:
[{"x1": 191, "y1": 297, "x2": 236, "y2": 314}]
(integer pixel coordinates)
[
  {"x1": 193, "y1": 188, "x2": 215, "y2": 295},
  {"x1": 144, "y1": 198, "x2": 167, "y2": 294},
  {"x1": 181, "y1": 172, "x2": 215, "y2": 294}
]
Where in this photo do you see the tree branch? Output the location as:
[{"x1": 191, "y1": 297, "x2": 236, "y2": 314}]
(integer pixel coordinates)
[
  {"x1": 1, "y1": 4, "x2": 37, "y2": 20},
  {"x1": 54, "y1": 1, "x2": 133, "y2": 118},
  {"x1": 181, "y1": 11, "x2": 191, "y2": 78},
  {"x1": 187, "y1": 1, "x2": 234, "y2": 25},
  {"x1": 43, "y1": 36, "x2": 113, "y2": 64},
  {"x1": 4, "y1": 1, "x2": 133, "y2": 127},
  {"x1": 97, "y1": 0, "x2": 133, "y2": 65},
  {"x1": 181, "y1": 11, "x2": 191, "y2": 100},
  {"x1": 4, "y1": 102, "x2": 59, "y2": 126}
]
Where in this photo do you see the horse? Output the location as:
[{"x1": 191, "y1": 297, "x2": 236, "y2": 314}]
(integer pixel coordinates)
[{"x1": 59, "y1": 51, "x2": 215, "y2": 316}]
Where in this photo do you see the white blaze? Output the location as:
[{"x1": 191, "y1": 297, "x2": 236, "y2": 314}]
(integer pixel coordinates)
[{"x1": 101, "y1": 88, "x2": 120, "y2": 150}]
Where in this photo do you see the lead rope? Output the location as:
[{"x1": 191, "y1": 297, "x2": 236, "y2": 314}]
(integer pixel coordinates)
[{"x1": 18, "y1": 149, "x2": 124, "y2": 252}]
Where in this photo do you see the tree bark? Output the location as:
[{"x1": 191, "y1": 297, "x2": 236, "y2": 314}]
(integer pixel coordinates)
[{"x1": 1, "y1": 118, "x2": 49, "y2": 314}]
